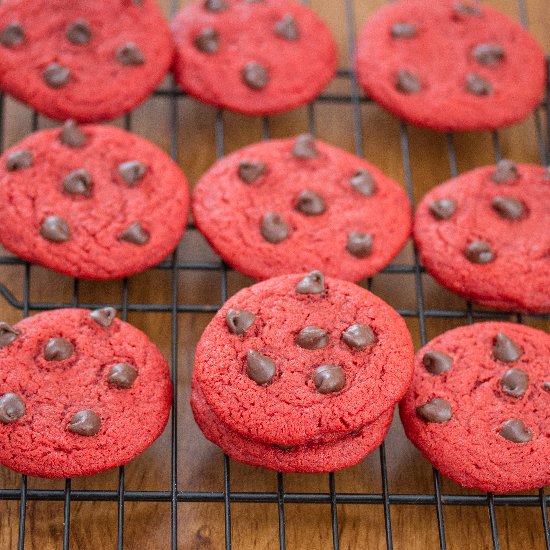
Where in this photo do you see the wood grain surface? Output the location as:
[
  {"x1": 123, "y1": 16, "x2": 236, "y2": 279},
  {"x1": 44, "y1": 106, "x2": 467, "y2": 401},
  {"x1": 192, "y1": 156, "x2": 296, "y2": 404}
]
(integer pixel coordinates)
[{"x1": 0, "y1": 1, "x2": 548, "y2": 548}]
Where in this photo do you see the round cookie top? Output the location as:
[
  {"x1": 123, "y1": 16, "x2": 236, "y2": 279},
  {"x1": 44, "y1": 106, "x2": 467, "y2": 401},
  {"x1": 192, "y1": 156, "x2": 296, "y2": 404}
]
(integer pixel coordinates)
[
  {"x1": 171, "y1": 0, "x2": 337, "y2": 115},
  {"x1": 0, "y1": 308, "x2": 172, "y2": 478},
  {"x1": 0, "y1": 122, "x2": 189, "y2": 280},
  {"x1": 192, "y1": 135, "x2": 412, "y2": 281},
  {"x1": 0, "y1": 0, "x2": 174, "y2": 122},
  {"x1": 193, "y1": 272, "x2": 414, "y2": 445},
  {"x1": 355, "y1": 0, "x2": 546, "y2": 131},
  {"x1": 400, "y1": 322, "x2": 550, "y2": 493},
  {"x1": 414, "y1": 161, "x2": 550, "y2": 313}
]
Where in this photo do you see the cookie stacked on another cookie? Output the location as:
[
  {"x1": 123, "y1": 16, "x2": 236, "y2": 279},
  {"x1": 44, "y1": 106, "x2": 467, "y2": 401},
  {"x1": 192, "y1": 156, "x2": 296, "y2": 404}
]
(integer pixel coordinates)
[{"x1": 191, "y1": 272, "x2": 414, "y2": 472}]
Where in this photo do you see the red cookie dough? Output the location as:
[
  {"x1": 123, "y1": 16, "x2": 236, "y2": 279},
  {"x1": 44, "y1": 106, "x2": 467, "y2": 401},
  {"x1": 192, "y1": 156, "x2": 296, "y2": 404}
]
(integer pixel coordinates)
[
  {"x1": 0, "y1": 308, "x2": 172, "y2": 478},
  {"x1": 171, "y1": 0, "x2": 337, "y2": 115},
  {"x1": 400, "y1": 322, "x2": 550, "y2": 493},
  {"x1": 0, "y1": 0, "x2": 174, "y2": 122},
  {"x1": 192, "y1": 272, "x2": 414, "y2": 446},
  {"x1": 355, "y1": 0, "x2": 546, "y2": 131},
  {"x1": 0, "y1": 122, "x2": 189, "y2": 280},
  {"x1": 414, "y1": 161, "x2": 550, "y2": 313},
  {"x1": 192, "y1": 136, "x2": 412, "y2": 281}
]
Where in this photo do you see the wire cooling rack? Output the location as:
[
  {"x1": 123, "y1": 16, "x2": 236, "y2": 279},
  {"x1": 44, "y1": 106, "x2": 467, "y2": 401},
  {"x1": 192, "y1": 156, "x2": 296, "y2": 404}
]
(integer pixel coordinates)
[{"x1": 0, "y1": 0, "x2": 549, "y2": 549}]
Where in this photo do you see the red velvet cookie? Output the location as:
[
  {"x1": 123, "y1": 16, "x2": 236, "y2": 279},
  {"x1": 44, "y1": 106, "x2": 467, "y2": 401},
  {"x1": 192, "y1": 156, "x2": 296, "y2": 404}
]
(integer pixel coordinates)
[
  {"x1": 414, "y1": 161, "x2": 550, "y2": 313},
  {"x1": 192, "y1": 272, "x2": 414, "y2": 446},
  {"x1": 0, "y1": 308, "x2": 172, "y2": 478},
  {"x1": 171, "y1": 0, "x2": 337, "y2": 115},
  {"x1": 192, "y1": 135, "x2": 412, "y2": 281},
  {"x1": 400, "y1": 322, "x2": 550, "y2": 493},
  {"x1": 0, "y1": 0, "x2": 174, "y2": 122},
  {"x1": 0, "y1": 122, "x2": 189, "y2": 280},
  {"x1": 355, "y1": 0, "x2": 546, "y2": 131}
]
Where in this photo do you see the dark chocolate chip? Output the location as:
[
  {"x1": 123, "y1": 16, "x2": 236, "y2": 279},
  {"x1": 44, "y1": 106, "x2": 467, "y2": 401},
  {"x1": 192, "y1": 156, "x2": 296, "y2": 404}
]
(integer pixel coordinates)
[
  {"x1": 350, "y1": 170, "x2": 376, "y2": 196},
  {"x1": 43, "y1": 63, "x2": 71, "y2": 88},
  {"x1": 464, "y1": 240, "x2": 494, "y2": 264},
  {"x1": 204, "y1": 0, "x2": 228, "y2": 11},
  {"x1": 491, "y1": 160, "x2": 518, "y2": 184},
  {"x1": 60, "y1": 120, "x2": 86, "y2": 148},
  {"x1": 416, "y1": 398, "x2": 452, "y2": 423},
  {"x1": 40, "y1": 216, "x2": 70, "y2": 243},
  {"x1": 313, "y1": 365, "x2": 345, "y2": 394},
  {"x1": 66, "y1": 19, "x2": 92, "y2": 45},
  {"x1": 465, "y1": 73, "x2": 492, "y2": 96},
  {"x1": 274, "y1": 14, "x2": 299, "y2": 40},
  {"x1": 260, "y1": 212, "x2": 289, "y2": 243},
  {"x1": 225, "y1": 309, "x2": 255, "y2": 335},
  {"x1": 292, "y1": 134, "x2": 319, "y2": 159},
  {"x1": 423, "y1": 350, "x2": 453, "y2": 375},
  {"x1": 499, "y1": 418, "x2": 532, "y2": 443},
  {"x1": 453, "y1": 3, "x2": 481, "y2": 16},
  {"x1": 63, "y1": 168, "x2": 93, "y2": 197},
  {"x1": 500, "y1": 368, "x2": 529, "y2": 398},
  {"x1": 194, "y1": 28, "x2": 219, "y2": 54},
  {"x1": 429, "y1": 198, "x2": 457, "y2": 220},
  {"x1": 493, "y1": 333, "x2": 523, "y2": 363},
  {"x1": 0, "y1": 322, "x2": 20, "y2": 349},
  {"x1": 108, "y1": 363, "x2": 138, "y2": 389},
  {"x1": 90, "y1": 307, "x2": 117, "y2": 328},
  {"x1": 396, "y1": 69, "x2": 421, "y2": 94},
  {"x1": 242, "y1": 62, "x2": 269, "y2": 90},
  {"x1": 116, "y1": 42, "x2": 145, "y2": 65},
  {"x1": 473, "y1": 43, "x2": 505, "y2": 66},
  {"x1": 68, "y1": 410, "x2": 101, "y2": 436},
  {"x1": 296, "y1": 271, "x2": 325, "y2": 294},
  {"x1": 346, "y1": 231, "x2": 373, "y2": 258},
  {"x1": 238, "y1": 160, "x2": 266, "y2": 184},
  {"x1": 6, "y1": 149, "x2": 32, "y2": 171},
  {"x1": 0, "y1": 393, "x2": 25, "y2": 424},
  {"x1": 118, "y1": 222, "x2": 150, "y2": 245},
  {"x1": 246, "y1": 350, "x2": 276, "y2": 385},
  {"x1": 491, "y1": 196, "x2": 525, "y2": 220},
  {"x1": 543, "y1": 382, "x2": 550, "y2": 392},
  {"x1": 294, "y1": 190, "x2": 326, "y2": 216},
  {"x1": 44, "y1": 337, "x2": 74, "y2": 361},
  {"x1": 118, "y1": 160, "x2": 147, "y2": 186},
  {"x1": 342, "y1": 324, "x2": 377, "y2": 350},
  {"x1": 0, "y1": 22, "x2": 24, "y2": 47},
  {"x1": 276, "y1": 444, "x2": 294, "y2": 451},
  {"x1": 391, "y1": 22, "x2": 417, "y2": 38},
  {"x1": 295, "y1": 326, "x2": 328, "y2": 350}
]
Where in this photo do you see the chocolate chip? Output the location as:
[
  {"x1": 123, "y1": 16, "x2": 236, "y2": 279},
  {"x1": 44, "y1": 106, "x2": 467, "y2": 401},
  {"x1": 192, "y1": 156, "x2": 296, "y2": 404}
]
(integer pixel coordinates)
[
  {"x1": 391, "y1": 22, "x2": 417, "y2": 38},
  {"x1": 238, "y1": 160, "x2": 265, "y2": 184},
  {"x1": 429, "y1": 198, "x2": 457, "y2": 220},
  {"x1": 90, "y1": 307, "x2": 117, "y2": 328},
  {"x1": 500, "y1": 368, "x2": 529, "y2": 398},
  {"x1": 194, "y1": 28, "x2": 219, "y2": 54},
  {"x1": 63, "y1": 168, "x2": 93, "y2": 197},
  {"x1": 342, "y1": 324, "x2": 377, "y2": 350},
  {"x1": 276, "y1": 444, "x2": 294, "y2": 451},
  {"x1": 246, "y1": 350, "x2": 276, "y2": 385},
  {"x1": 423, "y1": 350, "x2": 453, "y2": 375},
  {"x1": 204, "y1": 0, "x2": 228, "y2": 11},
  {"x1": 464, "y1": 240, "x2": 494, "y2": 264},
  {"x1": 242, "y1": 62, "x2": 269, "y2": 90},
  {"x1": 44, "y1": 337, "x2": 74, "y2": 361},
  {"x1": 493, "y1": 333, "x2": 523, "y2": 363},
  {"x1": 0, "y1": 393, "x2": 25, "y2": 424},
  {"x1": 116, "y1": 42, "x2": 145, "y2": 65},
  {"x1": 294, "y1": 190, "x2": 326, "y2": 216},
  {"x1": 0, "y1": 322, "x2": 20, "y2": 349},
  {"x1": 60, "y1": 120, "x2": 87, "y2": 148},
  {"x1": 313, "y1": 365, "x2": 345, "y2": 394},
  {"x1": 68, "y1": 410, "x2": 101, "y2": 436},
  {"x1": 118, "y1": 222, "x2": 150, "y2": 245},
  {"x1": 43, "y1": 63, "x2": 71, "y2": 88},
  {"x1": 296, "y1": 271, "x2": 325, "y2": 294},
  {"x1": 260, "y1": 213, "x2": 289, "y2": 243},
  {"x1": 226, "y1": 309, "x2": 255, "y2": 335},
  {"x1": 396, "y1": 69, "x2": 421, "y2": 94},
  {"x1": 453, "y1": 3, "x2": 481, "y2": 16},
  {"x1": 543, "y1": 382, "x2": 550, "y2": 392},
  {"x1": 465, "y1": 73, "x2": 492, "y2": 96},
  {"x1": 491, "y1": 160, "x2": 518, "y2": 184},
  {"x1": 292, "y1": 134, "x2": 319, "y2": 159},
  {"x1": 473, "y1": 43, "x2": 505, "y2": 66},
  {"x1": 491, "y1": 196, "x2": 525, "y2": 220},
  {"x1": 295, "y1": 326, "x2": 328, "y2": 350},
  {"x1": 66, "y1": 19, "x2": 92, "y2": 45},
  {"x1": 346, "y1": 232, "x2": 373, "y2": 258},
  {"x1": 118, "y1": 160, "x2": 147, "y2": 186},
  {"x1": 40, "y1": 216, "x2": 70, "y2": 243},
  {"x1": 0, "y1": 22, "x2": 24, "y2": 47},
  {"x1": 350, "y1": 170, "x2": 376, "y2": 196},
  {"x1": 416, "y1": 398, "x2": 452, "y2": 423},
  {"x1": 6, "y1": 150, "x2": 32, "y2": 171},
  {"x1": 499, "y1": 418, "x2": 532, "y2": 443},
  {"x1": 108, "y1": 363, "x2": 138, "y2": 389},
  {"x1": 275, "y1": 14, "x2": 299, "y2": 40}
]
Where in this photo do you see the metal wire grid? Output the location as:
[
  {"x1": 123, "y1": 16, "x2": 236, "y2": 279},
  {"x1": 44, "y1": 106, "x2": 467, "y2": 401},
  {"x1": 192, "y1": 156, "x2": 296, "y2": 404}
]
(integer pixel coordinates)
[{"x1": 0, "y1": 0, "x2": 547, "y2": 549}]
